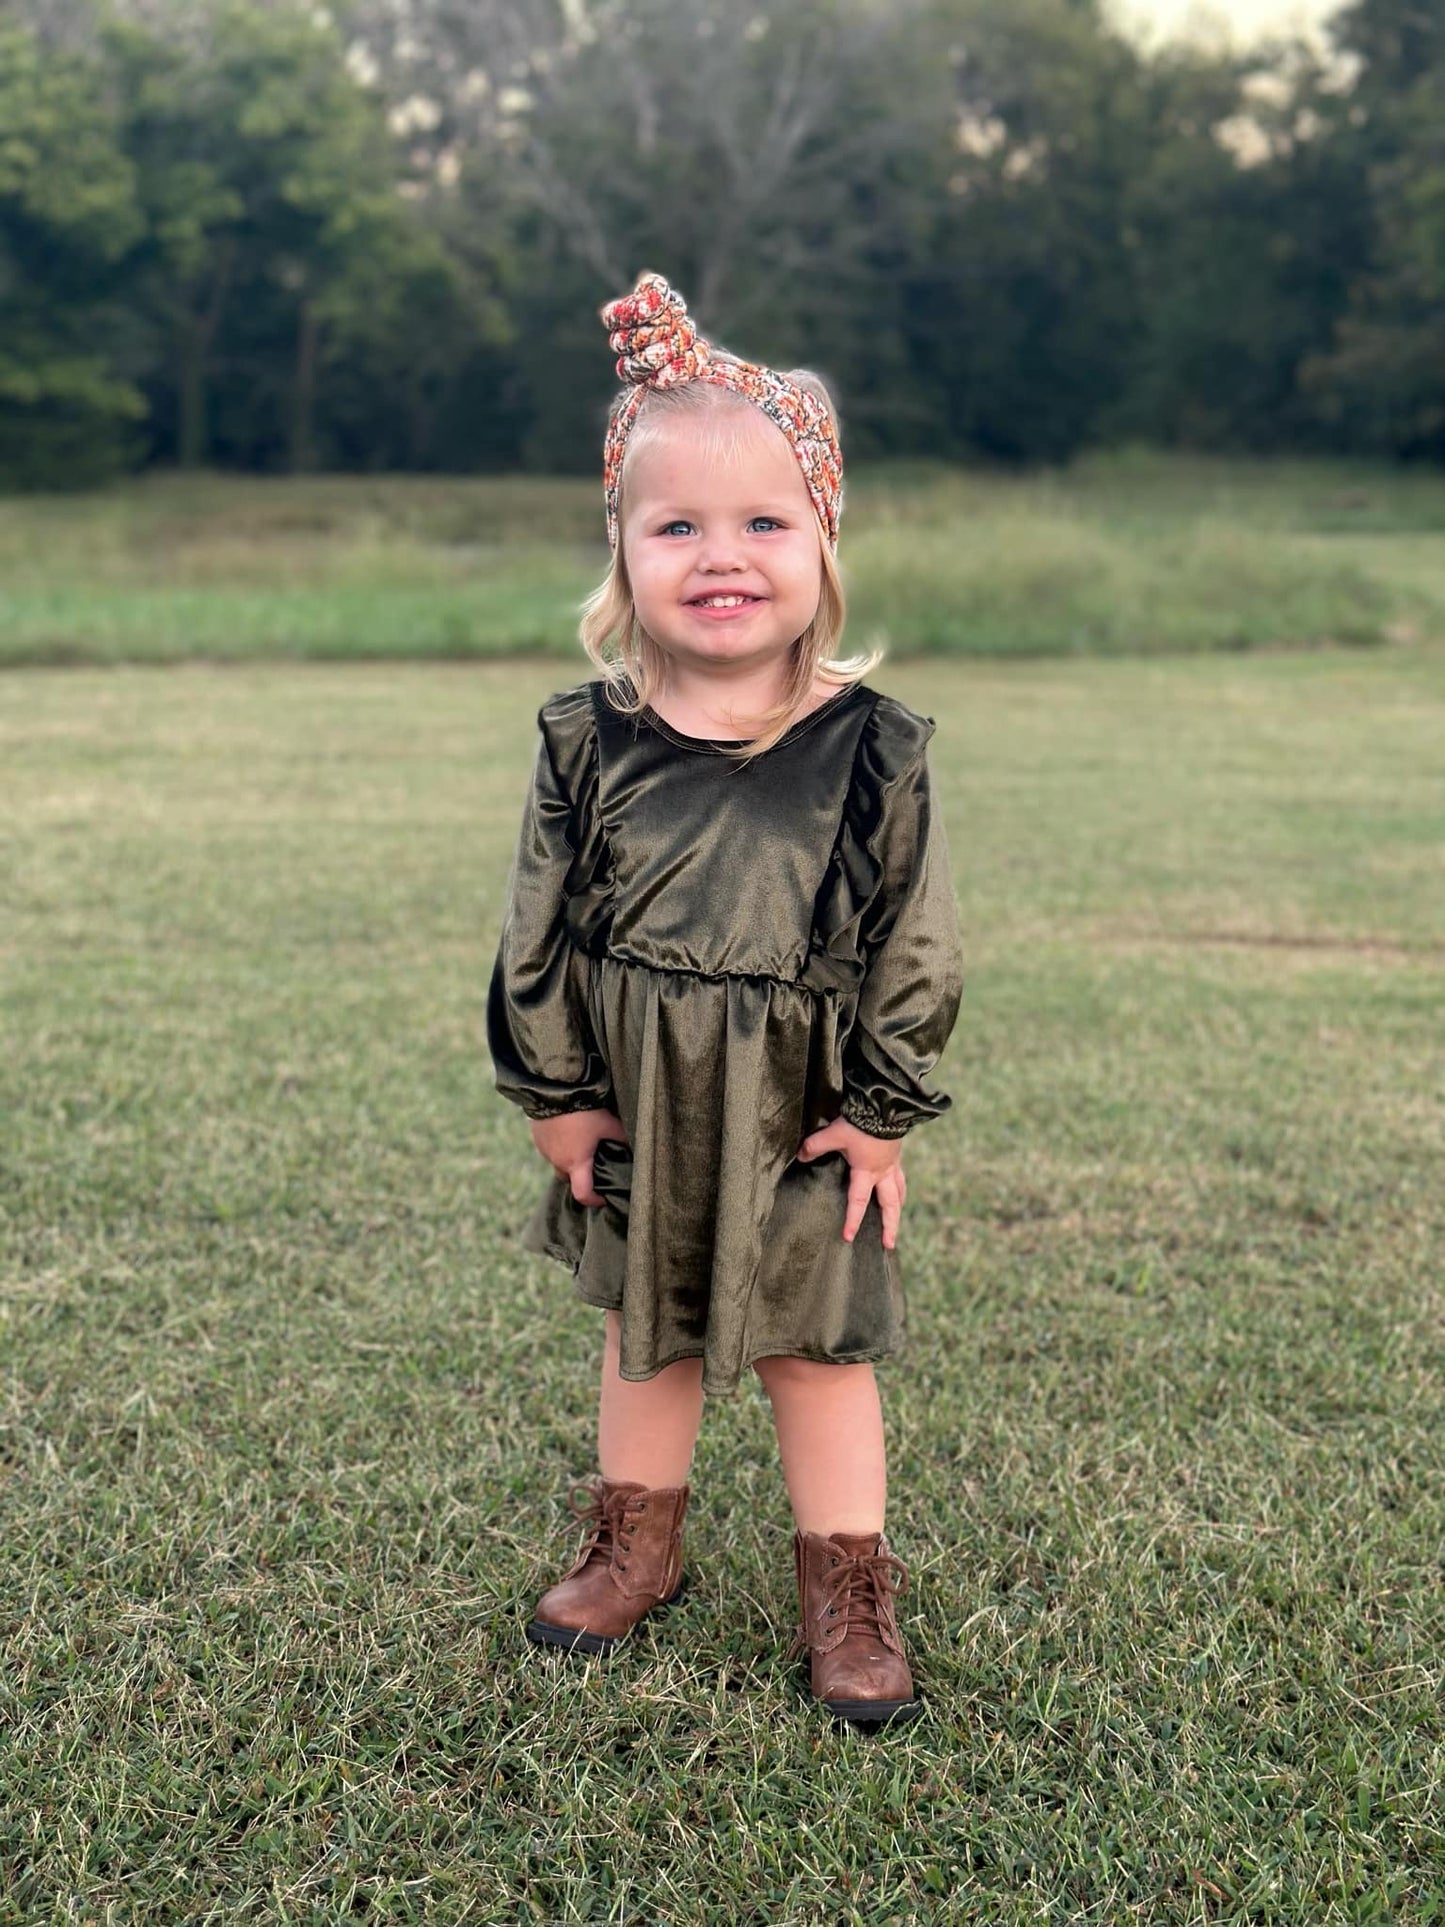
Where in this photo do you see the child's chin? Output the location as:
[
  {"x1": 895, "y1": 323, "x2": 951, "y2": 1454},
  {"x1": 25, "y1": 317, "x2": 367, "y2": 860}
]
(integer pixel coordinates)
[{"x1": 665, "y1": 626, "x2": 772, "y2": 654}]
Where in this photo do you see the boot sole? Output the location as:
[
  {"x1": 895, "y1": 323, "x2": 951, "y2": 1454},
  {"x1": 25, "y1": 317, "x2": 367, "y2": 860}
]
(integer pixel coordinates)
[
  {"x1": 818, "y1": 1691, "x2": 924, "y2": 1729},
  {"x1": 524, "y1": 1574, "x2": 688, "y2": 1657}
]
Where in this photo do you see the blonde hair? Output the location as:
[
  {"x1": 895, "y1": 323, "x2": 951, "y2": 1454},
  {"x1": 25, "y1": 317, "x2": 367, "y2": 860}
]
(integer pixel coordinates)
[{"x1": 580, "y1": 376, "x2": 883, "y2": 764}]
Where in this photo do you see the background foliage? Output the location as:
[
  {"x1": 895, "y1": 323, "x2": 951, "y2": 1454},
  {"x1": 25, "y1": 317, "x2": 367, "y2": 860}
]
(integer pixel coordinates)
[{"x1": 2, "y1": 0, "x2": 1443, "y2": 489}]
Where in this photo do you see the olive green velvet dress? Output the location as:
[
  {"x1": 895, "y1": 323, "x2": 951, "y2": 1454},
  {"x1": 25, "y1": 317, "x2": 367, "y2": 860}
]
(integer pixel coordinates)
[{"x1": 486, "y1": 675, "x2": 964, "y2": 1398}]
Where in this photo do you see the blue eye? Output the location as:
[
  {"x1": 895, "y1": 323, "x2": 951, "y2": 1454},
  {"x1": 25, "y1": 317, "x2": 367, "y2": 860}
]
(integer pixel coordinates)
[{"x1": 656, "y1": 516, "x2": 782, "y2": 536}]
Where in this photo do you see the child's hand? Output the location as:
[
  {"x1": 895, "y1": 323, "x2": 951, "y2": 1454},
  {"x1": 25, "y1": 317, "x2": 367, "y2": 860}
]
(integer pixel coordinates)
[
  {"x1": 530, "y1": 1109, "x2": 628, "y2": 1209},
  {"x1": 796, "y1": 1118, "x2": 907, "y2": 1250}
]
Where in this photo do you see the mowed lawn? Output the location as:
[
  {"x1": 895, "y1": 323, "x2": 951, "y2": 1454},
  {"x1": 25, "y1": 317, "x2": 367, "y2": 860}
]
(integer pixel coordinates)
[{"x1": 2, "y1": 650, "x2": 1442, "y2": 1922}]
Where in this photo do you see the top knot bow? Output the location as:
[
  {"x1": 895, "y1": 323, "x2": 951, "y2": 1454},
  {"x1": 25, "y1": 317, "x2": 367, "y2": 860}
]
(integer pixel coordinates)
[
  {"x1": 598, "y1": 269, "x2": 844, "y2": 554},
  {"x1": 602, "y1": 272, "x2": 711, "y2": 389}
]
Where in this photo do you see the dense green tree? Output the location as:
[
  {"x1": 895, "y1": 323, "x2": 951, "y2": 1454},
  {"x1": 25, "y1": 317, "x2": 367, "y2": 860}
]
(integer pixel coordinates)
[
  {"x1": 903, "y1": 0, "x2": 1157, "y2": 461},
  {"x1": 1300, "y1": 0, "x2": 1445, "y2": 456},
  {"x1": 318, "y1": 198, "x2": 514, "y2": 472},
  {"x1": 0, "y1": 21, "x2": 147, "y2": 485},
  {"x1": 1105, "y1": 40, "x2": 1373, "y2": 449},
  {"x1": 106, "y1": 2, "x2": 458, "y2": 470},
  {"x1": 1329, "y1": 0, "x2": 1445, "y2": 93}
]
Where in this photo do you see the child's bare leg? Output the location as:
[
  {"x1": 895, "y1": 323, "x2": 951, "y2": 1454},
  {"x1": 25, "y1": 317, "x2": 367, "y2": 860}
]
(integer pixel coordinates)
[
  {"x1": 751, "y1": 1355, "x2": 886, "y2": 1534},
  {"x1": 597, "y1": 1309, "x2": 704, "y2": 1487}
]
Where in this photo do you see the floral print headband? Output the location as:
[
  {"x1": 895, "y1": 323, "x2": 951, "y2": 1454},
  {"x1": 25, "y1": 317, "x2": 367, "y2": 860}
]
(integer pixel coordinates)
[{"x1": 600, "y1": 271, "x2": 844, "y2": 554}]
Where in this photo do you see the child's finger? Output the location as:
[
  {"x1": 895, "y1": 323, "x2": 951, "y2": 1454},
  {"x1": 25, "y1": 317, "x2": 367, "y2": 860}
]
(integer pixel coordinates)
[
  {"x1": 879, "y1": 1177, "x2": 902, "y2": 1250},
  {"x1": 842, "y1": 1168, "x2": 875, "y2": 1243},
  {"x1": 797, "y1": 1121, "x2": 845, "y2": 1161},
  {"x1": 569, "y1": 1159, "x2": 604, "y2": 1209}
]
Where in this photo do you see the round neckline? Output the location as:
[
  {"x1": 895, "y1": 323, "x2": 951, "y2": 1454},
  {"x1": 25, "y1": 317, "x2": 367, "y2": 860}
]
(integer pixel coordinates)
[{"x1": 638, "y1": 680, "x2": 866, "y2": 755}]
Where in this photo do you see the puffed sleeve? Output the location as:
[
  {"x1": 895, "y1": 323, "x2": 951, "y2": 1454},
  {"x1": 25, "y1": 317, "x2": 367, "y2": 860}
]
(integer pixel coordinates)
[
  {"x1": 486, "y1": 712, "x2": 614, "y2": 1121},
  {"x1": 838, "y1": 744, "x2": 963, "y2": 1139}
]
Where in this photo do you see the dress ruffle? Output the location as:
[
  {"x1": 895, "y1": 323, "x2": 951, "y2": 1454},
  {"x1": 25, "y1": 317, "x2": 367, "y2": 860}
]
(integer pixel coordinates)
[
  {"x1": 538, "y1": 687, "x2": 616, "y2": 960},
  {"x1": 801, "y1": 697, "x2": 937, "y2": 997}
]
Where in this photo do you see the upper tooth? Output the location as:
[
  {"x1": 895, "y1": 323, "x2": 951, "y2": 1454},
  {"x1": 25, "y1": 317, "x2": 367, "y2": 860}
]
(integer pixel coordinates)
[{"x1": 699, "y1": 595, "x2": 748, "y2": 606}]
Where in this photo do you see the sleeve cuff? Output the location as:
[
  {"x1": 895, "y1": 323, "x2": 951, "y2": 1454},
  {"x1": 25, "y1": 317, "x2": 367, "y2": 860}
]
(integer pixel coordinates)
[
  {"x1": 517, "y1": 1093, "x2": 613, "y2": 1122},
  {"x1": 838, "y1": 1096, "x2": 914, "y2": 1140}
]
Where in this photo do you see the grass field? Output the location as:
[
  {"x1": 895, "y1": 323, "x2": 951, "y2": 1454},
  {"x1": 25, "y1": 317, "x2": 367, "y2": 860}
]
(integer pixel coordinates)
[
  {"x1": 2, "y1": 648, "x2": 1443, "y2": 1921},
  {"x1": 2, "y1": 449, "x2": 1443, "y2": 667}
]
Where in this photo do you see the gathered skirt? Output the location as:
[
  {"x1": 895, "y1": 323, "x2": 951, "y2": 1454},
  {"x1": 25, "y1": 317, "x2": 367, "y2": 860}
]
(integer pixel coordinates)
[{"x1": 517, "y1": 954, "x2": 906, "y2": 1398}]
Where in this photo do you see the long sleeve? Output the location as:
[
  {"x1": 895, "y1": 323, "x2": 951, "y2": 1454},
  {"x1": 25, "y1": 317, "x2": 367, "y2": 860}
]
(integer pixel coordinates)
[
  {"x1": 839, "y1": 745, "x2": 963, "y2": 1139},
  {"x1": 486, "y1": 717, "x2": 614, "y2": 1122}
]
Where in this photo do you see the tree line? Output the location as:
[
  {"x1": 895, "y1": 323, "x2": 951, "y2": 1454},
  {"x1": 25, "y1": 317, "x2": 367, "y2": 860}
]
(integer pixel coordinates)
[{"x1": 1, "y1": 0, "x2": 1440, "y2": 489}]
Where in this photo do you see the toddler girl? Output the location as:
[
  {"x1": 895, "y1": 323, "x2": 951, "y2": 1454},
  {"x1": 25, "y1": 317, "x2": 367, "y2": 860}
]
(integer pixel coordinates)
[{"x1": 487, "y1": 272, "x2": 963, "y2": 1729}]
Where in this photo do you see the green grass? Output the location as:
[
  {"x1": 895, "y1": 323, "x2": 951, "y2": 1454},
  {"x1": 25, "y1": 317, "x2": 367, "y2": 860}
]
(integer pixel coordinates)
[
  {"x1": 2, "y1": 449, "x2": 1443, "y2": 666},
  {"x1": 2, "y1": 649, "x2": 1443, "y2": 1921}
]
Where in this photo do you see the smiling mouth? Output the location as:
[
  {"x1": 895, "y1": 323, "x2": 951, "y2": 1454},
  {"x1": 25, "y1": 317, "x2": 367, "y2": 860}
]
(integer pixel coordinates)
[{"x1": 687, "y1": 594, "x2": 763, "y2": 608}]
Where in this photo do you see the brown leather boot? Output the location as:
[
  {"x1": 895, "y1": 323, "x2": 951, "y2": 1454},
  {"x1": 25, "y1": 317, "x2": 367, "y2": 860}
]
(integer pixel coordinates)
[
  {"x1": 525, "y1": 1475, "x2": 689, "y2": 1656},
  {"x1": 786, "y1": 1528, "x2": 923, "y2": 1726}
]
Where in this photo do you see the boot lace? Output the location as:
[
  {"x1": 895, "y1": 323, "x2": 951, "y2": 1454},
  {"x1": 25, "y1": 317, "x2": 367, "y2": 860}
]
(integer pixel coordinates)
[
  {"x1": 565, "y1": 1479, "x2": 646, "y2": 1573},
  {"x1": 787, "y1": 1544, "x2": 909, "y2": 1660}
]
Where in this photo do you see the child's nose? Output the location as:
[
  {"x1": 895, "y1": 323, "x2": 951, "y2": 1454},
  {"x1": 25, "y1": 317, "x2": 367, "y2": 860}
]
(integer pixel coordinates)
[{"x1": 694, "y1": 525, "x2": 747, "y2": 569}]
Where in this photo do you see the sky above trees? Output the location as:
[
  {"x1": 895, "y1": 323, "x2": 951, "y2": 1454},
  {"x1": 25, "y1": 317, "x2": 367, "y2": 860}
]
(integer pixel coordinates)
[{"x1": 1111, "y1": 0, "x2": 1336, "y2": 47}]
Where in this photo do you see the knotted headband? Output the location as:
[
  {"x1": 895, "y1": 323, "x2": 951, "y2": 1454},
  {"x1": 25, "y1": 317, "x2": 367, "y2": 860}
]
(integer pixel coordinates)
[{"x1": 600, "y1": 271, "x2": 843, "y2": 554}]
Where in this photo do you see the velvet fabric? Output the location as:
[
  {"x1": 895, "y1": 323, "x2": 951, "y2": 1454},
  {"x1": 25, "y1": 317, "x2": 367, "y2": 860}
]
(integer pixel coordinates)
[{"x1": 486, "y1": 676, "x2": 964, "y2": 1398}]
